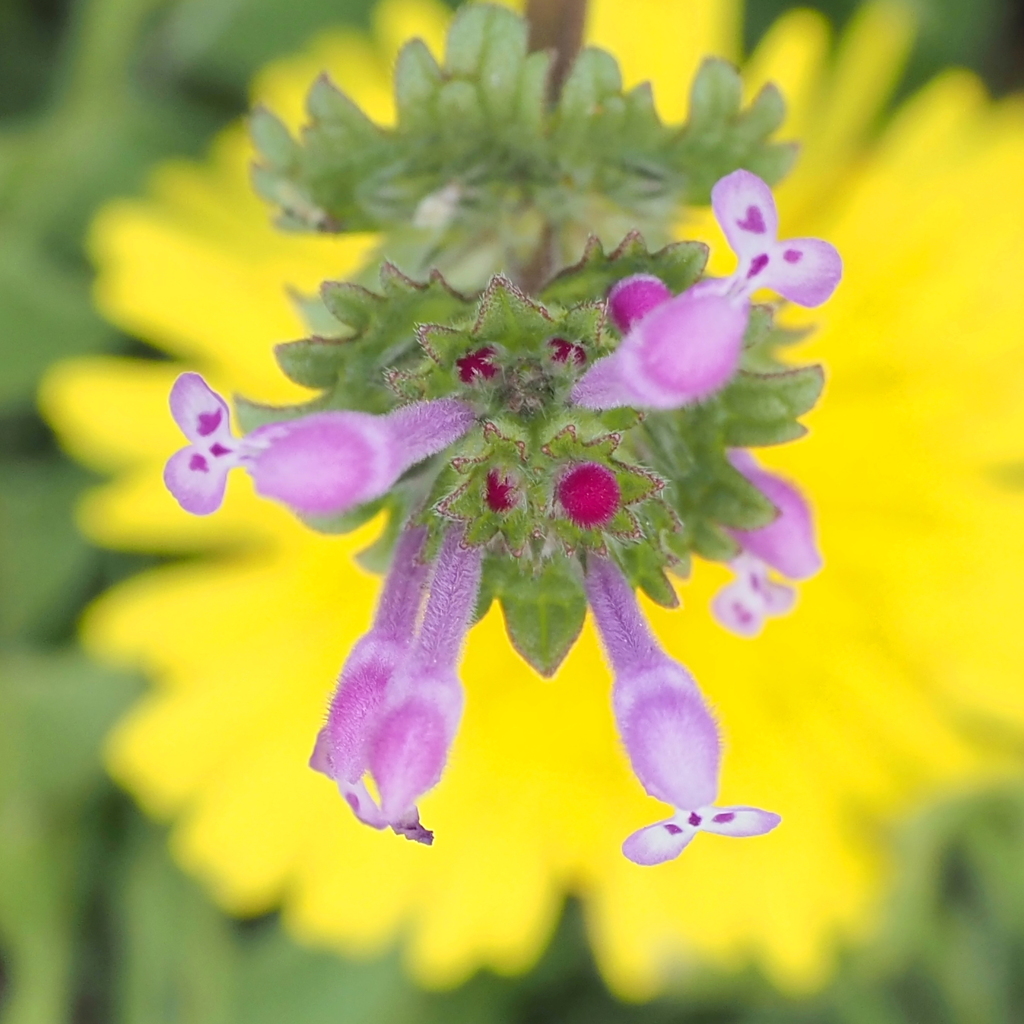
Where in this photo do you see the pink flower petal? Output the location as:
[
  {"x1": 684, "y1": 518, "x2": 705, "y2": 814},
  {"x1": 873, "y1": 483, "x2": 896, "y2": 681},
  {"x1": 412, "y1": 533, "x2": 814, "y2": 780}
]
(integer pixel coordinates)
[
  {"x1": 250, "y1": 411, "x2": 396, "y2": 516},
  {"x1": 168, "y1": 372, "x2": 232, "y2": 444},
  {"x1": 698, "y1": 806, "x2": 782, "y2": 838},
  {"x1": 618, "y1": 675, "x2": 721, "y2": 811},
  {"x1": 163, "y1": 445, "x2": 229, "y2": 515},
  {"x1": 711, "y1": 169, "x2": 779, "y2": 260},
  {"x1": 622, "y1": 819, "x2": 696, "y2": 865},
  {"x1": 369, "y1": 697, "x2": 451, "y2": 824},
  {"x1": 763, "y1": 237, "x2": 843, "y2": 307},
  {"x1": 728, "y1": 451, "x2": 822, "y2": 579},
  {"x1": 608, "y1": 274, "x2": 672, "y2": 333},
  {"x1": 616, "y1": 288, "x2": 749, "y2": 408}
]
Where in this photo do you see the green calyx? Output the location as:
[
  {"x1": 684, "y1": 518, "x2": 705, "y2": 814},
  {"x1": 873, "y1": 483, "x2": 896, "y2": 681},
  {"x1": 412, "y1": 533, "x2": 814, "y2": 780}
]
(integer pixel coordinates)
[
  {"x1": 250, "y1": 3, "x2": 795, "y2": 289},
  {"x1": 241, "y1": 233, "x2": 823, "y2": 676}
]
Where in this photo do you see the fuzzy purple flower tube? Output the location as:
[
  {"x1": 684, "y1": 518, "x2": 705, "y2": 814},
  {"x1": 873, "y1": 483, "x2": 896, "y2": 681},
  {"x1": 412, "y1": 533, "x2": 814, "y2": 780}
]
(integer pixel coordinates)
[{"x1": 584, "y1": 555, "x2": 780, "y2": 864}]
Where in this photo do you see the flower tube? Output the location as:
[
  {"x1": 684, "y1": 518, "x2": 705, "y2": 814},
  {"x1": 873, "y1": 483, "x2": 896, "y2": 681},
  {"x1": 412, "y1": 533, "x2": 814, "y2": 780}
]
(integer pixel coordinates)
[
  {"x1": 163, "y1": 372, "x2": 475, "y2": 517},
  {"x1": 574, "y1": 170, "x2": 842, "y2": 412},
  {"x1": 713, "y1": 450, "x2": 823, "y2": 637},
  {"x1": 366, "y1": 526, "x2": 483, "y2": 843},
  {"x1": 584, "y1": 555, "x2": 780, "y2": 864},
  {"x1": 309, "y1": 526, "x2": 429, "y2": 828}
]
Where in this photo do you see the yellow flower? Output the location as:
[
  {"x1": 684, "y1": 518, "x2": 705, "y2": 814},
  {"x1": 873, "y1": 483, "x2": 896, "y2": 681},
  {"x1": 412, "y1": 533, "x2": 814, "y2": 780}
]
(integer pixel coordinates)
[{"x1": 40, "y1": 0, "x2": 1024, "y2": 1000}]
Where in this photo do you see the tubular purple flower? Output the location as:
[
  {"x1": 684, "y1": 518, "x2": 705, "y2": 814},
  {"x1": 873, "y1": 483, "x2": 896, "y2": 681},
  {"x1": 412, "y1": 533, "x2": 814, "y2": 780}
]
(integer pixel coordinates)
[
  {"x1": 573, "y1": 280, "x2": 749, "y2": 410},
  {"x1": 584, "y1": 555, "x2": 780, "y2": 865},
  {"x1": 367, "y1": 527, "x2": 483, "y2": 843},
  {"x1": 309, "y1": 526, "x2": 429, "y2": 829},
  {"x1": 711, "y1": 451, "x2": 821, "y2": 637},
  {"x1": 726, "y1": 450, "x2": 822, "y2": 580},
  {"x1": 163, "y1": 372, "x2": 475, "y2": 518},
  {"x1": 573, "y1": 170, "x2": 841, "y2": 413}
]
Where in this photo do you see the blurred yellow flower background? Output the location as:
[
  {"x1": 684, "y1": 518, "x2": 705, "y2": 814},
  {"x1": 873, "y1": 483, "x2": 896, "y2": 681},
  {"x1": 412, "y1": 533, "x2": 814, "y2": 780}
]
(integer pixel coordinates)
[{"x1": 40, "y1": 0, "x2": 1024, "y2": 1001}]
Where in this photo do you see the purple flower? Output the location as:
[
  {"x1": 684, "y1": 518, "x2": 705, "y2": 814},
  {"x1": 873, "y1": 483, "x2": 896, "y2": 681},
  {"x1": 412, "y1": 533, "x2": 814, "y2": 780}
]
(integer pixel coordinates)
[
  {"x1": 712, "y1": 168, "x2": 843, "y2": 308},
  {"x1": 713, "y1": 451, "x2": 822, "y2": 637},
  {"x1": 311, "y1": 527, "x2": 482, "y2": 844},
  {"x1": 573, "y1": 170, "x2": 842, "y2": 412},
  {"x1": 163, "y1": 373, "x2": 246, "y2": 515},
  {"x1": 163, "y1": 373, "x2": 475, "y2": 518},
  {"x1": 309, "y1": 526, "x2": 429, "y2": 831},
  {"x1": 584, "y1": 555, "x2": 780, "y2": 865}
]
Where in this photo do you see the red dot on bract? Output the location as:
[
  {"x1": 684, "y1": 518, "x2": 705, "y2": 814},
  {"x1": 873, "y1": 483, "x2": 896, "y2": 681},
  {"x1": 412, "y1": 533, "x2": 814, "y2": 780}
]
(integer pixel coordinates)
[
  {"x1": 557, "y1": 463, "x2": 620, "y2": 528},
  {"x1": 486, "y1": 470, "x2": 517, "y2": 512},
  {"x1": 456, "y1": 347, "x2": 498, "y2": 383}
]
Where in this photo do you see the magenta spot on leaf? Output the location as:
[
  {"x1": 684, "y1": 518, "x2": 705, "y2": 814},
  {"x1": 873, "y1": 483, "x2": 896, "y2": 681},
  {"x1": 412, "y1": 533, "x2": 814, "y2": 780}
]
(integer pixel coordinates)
[
  {"x1": 485, "y1": 470, "x2": 517, "y2": 512},
  {"x1": 665, "y1": 823, "x2": 683, "y2": 835},
  {"x1": 688, "y1": 811, "x2": 703, "y2": 827},
  {"x1": 736, "y1": 205, "x2": 766, "y2": 233},
  {"x1": 747, "y1": 253, "x2": 770, "y2": 278},
  {"x1": 713, "y1": 812, "x2": 736, "y2": 824},
  {"x1": 209, "y1": 443, "x2": 232, "y2": 457},
  {"x1": 549, "y1": 337, "x2": 586, "y2": 365},
  {"x1": 188, "y1": 453, "x2": 209, "y2": 473},
  {"x1": 783, "y1": 249, "x2": 803, "y2": 263},
  {"x1": 456, "y1": 346, "x2": 498, "y2": 383},
  {"x1": 557, "y1": 463, "x2": 621, "y2": 529},
  {"x1": 197, "y1": 409, "x2": 222, "y2": 436}
]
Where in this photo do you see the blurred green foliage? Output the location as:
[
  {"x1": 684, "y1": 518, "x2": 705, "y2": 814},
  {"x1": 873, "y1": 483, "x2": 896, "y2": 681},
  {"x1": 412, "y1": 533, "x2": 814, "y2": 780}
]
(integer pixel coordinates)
[{"x1": 1, "y1": 0, "x2": 1024, "y2": 1020}]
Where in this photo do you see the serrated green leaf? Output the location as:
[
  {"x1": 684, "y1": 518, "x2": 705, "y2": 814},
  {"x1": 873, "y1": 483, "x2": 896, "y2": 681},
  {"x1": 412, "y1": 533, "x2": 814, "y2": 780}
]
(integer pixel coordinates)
[
  {"x1": 686, "y1": 57, "x2": 742, "y2": 134},
  {"x1": 444, "y1": 4, "x2": 491, "y2": 77},
  {"x1": 306, "y1": 74, "x2": 380, "y2": 141},
  {"x1": 691, "y1": 520, "x2": 740, "y2": 562},
  {"x1": 395, "y1": 39, "x2": 443, "y2": 131},
  {"x1": 438, "y1": 80, "x2": 485, "y2": 133},
  {"x1": 274, "y1": 337, "x2": 348, "y2": 388},
  {"x1": 477, "y1": 9, "x2": 528, "y2": 120},
  {"x1": 474, "y1": 276, "x2": 551, "y2": 351},
  {"x1": 321, "y1": 280, "x2": 380, "y2": 332},
  {"x1": 704, "y1": 463, "x2": 778, "y2": 530},
  {"x1": 250, "y1": 106, "x2": 297, "y2": 171},
  {"x1": 495, "y1": 558, "x2": 587, "y2": 676}
]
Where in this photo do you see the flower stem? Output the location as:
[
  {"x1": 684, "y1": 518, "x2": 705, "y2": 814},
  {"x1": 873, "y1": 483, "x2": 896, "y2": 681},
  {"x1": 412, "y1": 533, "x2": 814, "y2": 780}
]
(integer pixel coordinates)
[{"x1": 525, "y1": 0, "x2": 589, "y2": 102}]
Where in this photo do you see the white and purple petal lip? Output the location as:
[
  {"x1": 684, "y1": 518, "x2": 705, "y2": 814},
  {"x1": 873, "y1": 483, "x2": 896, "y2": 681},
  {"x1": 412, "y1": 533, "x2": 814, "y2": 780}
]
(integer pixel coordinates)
[
  {"x1": 367, "y1": 526, "x2": 483, "y2": 844},
  {"x1": 164, "y1": 372, "x2": 244, "y2": 515},
  {"x1": 712, "y1": 552, "x2": 795, "y2": 638},
  {"x1": 573, "y1": 285, "x2": 749, "y2": 411},
  {"x1": 584, "y1": 556, "x2": 781, "y2": 865},
  {"x1": 248, "y1": 397, "x2": 475, "y2": 518},
  {"x1": 310, "y1": 526, "x2": 430, "y2": 830},
  {"x1": 711, "y1": 168, "x2": 842, "y2": 308}
]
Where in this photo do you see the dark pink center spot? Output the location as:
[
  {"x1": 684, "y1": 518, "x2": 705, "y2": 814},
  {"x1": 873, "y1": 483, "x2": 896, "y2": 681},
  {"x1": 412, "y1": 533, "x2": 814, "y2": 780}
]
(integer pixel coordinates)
[
  {"x1": 197, "y1": 409, "x2": 222, "y2": 436},
  {"x1": 734, "y1": 602, "x2": 755, "y2": 625},
  {"x1": 188, "y1": 453, "x2": 209, "y2": 473},
  {"x1": 485, "y1": 470, "x2": 517, "y2": 512},
  {"x1": 783, "y1": 248, "x2": 803, "y2": 263},
  {"x1": 549, "y1": 337, "x2": 586, "y2": 366},
  {"x1": 209, "y1": 443, "x2": 232, "y2": 457},
  {"x1": 747, "y1": 253, "x2": 769, "y2": 278},
  {"x1": 688, "y1": 812, "x2": 702, "y2": 826},
  {"x1": 665, "y1": 823, "x2": 683, "y2": 835},
  {"x1": 712, "y1": 812, "x2": 736, "y2": 824},
  {"x1": 557, "y1": 463, "x2": 620, "y2": 529},
  {"x1": 736, "y1": 205, "x2": 766, "y2": 233},
  {"x1": 345, "y1": 792, "x2": 360, "y2": 814},
  {"x1": 456, "y1": 346, "x2": 498, "y2": 383}
]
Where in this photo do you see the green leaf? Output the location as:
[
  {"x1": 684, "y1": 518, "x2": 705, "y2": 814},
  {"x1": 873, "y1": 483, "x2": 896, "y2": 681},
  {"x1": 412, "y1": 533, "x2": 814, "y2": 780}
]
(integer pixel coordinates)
[
  {"x1": 474, "y1": 276, "x2": 551, "y2": 352},
  {"x1": 250, "y1": 105, "x2": 298, "y2": 171},
  {"x1": 395, "y1": 39, "x2": 443, "y2": 131},
  {"x1": 274, "y1": 337, "x2": 348, "y2": 388},
  {"x1": 493, "y1": 557, "x2": 587, "y2": 677}
]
